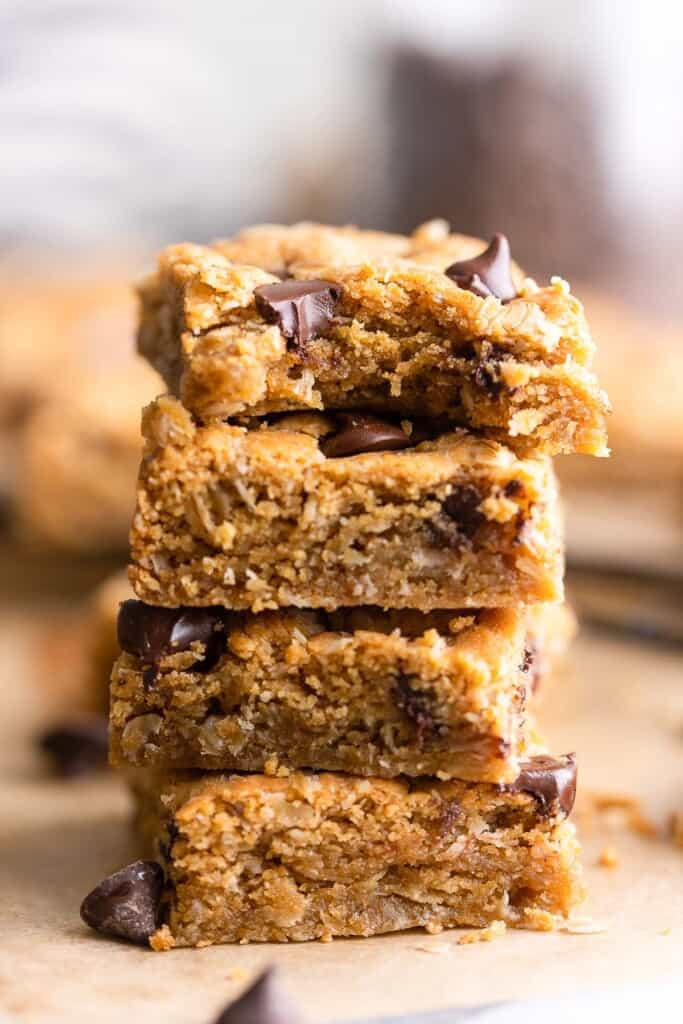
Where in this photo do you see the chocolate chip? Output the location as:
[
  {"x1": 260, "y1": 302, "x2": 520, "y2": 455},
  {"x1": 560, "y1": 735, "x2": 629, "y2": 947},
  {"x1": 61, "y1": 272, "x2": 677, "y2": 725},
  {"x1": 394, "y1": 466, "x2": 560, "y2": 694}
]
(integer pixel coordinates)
[
  {"x1": 443, "y1": 485, "x2": 485, "y2": 533},
  {"x1": 253, "y1": 279, "x2": 341, "y2": 354},
  {"x1": 80, "y1": 860, "x2": 164, "y2": 945},
  {"x1": 117, "y1": 601, "x2": 227, "y2": 673},
  {"x1": 504, "y1": 479, "x2": 524, "y2": 498},
  {"x1": 394, "y1": 675, "x2": 441, "y2": 742},
  {"x1": 39, "y1": 716, "x2": 109, "y2": 778},
  {"x1": 445, "y1": 234, "x2": 517, "y2": 303},
  {"x1": 428, "y1": 484, "x2": 485, "y2": 549},
  {"x1": 213, "y1": 967, "x2": 303, "y2": 1024},
  {"x1": 509, "y1": 753, "x2": 577, "y2": 816},
  {"x1": 320, "y1": 413, "x2": 413, "y2": 458}
]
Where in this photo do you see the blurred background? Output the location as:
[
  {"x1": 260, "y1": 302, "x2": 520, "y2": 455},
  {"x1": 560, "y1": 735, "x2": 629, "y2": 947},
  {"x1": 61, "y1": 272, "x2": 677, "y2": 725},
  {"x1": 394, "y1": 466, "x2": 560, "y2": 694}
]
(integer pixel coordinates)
[{"x1": 1, "y1": 0, "x2": 682, "y2": 741}]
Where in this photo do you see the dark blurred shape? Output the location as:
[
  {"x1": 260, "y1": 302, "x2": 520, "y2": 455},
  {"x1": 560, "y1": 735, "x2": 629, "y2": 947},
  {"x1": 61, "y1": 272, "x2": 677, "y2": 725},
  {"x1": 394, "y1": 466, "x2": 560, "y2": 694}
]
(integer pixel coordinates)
[
  {"x1": 39, "y1": 715, "x2": 109, "y2": 777},
  {"x1": 387, "y1": 51, "x2": 619, "y2": 282}
]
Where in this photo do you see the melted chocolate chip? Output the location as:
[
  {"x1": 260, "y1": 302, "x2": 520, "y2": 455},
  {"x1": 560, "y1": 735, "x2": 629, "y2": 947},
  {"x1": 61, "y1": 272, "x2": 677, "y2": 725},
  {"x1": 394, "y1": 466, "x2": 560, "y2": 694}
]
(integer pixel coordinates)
[
  {"x1": 445, "y1": 234, "x2": 517, "y2": 303},
  {"x1": 117, "y1": 601, "x2": 227, "y2": 673},
  {"x1": 394, "y1": 675, "x2": 439, "y2": 742},
  {"x1": 39, "y1": 716, "x2": 109, "y2": 778},
  {"x1": 510, "y1": 753, "x2": 577, "y2": 816},
  {"x1": 80, "y1": 860, "x2": 164, "y2": 945},
  {"x1": 320, "y1": 413, "x2": 413, "y2": 458},
  {"x1": 254, "y1": 279, "x2": 341, "y2": 354},
  {"x1": 213, "y1": 967, "x2": 303, "y2": 1024}
]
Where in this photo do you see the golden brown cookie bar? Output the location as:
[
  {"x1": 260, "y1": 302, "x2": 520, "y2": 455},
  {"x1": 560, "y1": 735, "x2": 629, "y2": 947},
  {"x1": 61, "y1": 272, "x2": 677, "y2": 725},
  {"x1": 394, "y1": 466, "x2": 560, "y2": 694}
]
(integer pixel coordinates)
[
  {"x1": 15, "y1": 363, "x2": 159, "y2": 553},
  {"x1": 124, "y1": 761, "x2": 583, "y2": 948},
  {"x1": 110, "y1": 601, "x2": 573, "y2": 783},
  {"x1": 130, "y1": 397, "x2": 564, "y2": 611},
  {"x1": 137, "y1": 222, "x2": 609, "y2": 456}
]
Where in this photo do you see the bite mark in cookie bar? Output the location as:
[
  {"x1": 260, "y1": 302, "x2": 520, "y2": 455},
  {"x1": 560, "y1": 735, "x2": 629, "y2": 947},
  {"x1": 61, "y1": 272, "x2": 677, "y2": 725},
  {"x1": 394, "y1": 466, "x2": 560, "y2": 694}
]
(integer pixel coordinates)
[
  {"x1": 110, "y1": 603, "x2": 571, "y2": 782},
  {"x1": 123, "y1": 765, "x2": 584, "y2": 948},
  {"x1": 137, "y1": 223, "x2": 609, "y2": 456},
  {"x1": 129, "y1": 397, "x2": 564, "y2": 611}
]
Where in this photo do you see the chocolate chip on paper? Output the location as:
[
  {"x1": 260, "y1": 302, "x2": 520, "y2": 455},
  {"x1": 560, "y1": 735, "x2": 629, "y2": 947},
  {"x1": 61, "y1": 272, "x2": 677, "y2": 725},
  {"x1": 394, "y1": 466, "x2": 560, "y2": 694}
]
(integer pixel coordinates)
[
  {"x1": 445, "y1": 233, "x2": 517, "y2": 303},
  {"x1": 213, "y1": 967, "x2": 304, "y2": 1024},
  {"x1": 80, "y1": 860, "x2": 164, "y2": 945},
  {"x1": 254, "y1": 279, "x2": 341, "y2": 353}
]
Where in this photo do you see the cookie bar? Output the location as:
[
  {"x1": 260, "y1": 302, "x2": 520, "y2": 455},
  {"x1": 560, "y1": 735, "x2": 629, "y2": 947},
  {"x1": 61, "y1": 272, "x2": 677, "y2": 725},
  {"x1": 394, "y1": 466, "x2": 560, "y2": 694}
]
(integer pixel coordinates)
[
  {"x1": 110, "y1": 601, "x2": 573, "y2": 783},
  {"x1": 137, "y1": 222, "x2": 609, "y2": 456},
  {"x1": 130, "y1": 397, "x2": 563, "y2": 611},
  {"x1": 125, "y1": 760, "x2": 583, "y2": 948},
  {"x1": 15, "y1": 363, "x2": 159, "y2": 553}
]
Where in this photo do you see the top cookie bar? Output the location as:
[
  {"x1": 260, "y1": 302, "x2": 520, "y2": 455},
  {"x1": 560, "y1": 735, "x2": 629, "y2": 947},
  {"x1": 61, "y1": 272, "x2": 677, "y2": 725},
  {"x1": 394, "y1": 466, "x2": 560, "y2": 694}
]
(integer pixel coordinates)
[{"x1": 138, "y1": 221, "x2": 609, "y2": 456}]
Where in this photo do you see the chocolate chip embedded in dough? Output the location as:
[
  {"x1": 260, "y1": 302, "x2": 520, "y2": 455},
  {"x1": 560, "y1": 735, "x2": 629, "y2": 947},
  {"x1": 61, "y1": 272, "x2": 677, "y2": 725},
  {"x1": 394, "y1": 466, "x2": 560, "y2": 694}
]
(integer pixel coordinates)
[
  {"x1": 445, "y1": 234, "x2": 517, "y2": 303},
  {"x1": 39, "y1": 716, "x2": 109, "y2": 778},
  {"x1": 394, "y1": 675, "x2": 440, "y2": 742},
  {"x1": 427, "y1": 484, "x2": 486, "y2": 550},
  {"x1": 253, "y1": 279, "x2": 341, "y2": 354},
  {"x1": 509, "y1": 753, "x2": 577, "y2": 816},
  {"x1": 213, "y1": 967, "x2": 304, "y2": 1024},
  {"x1": 117, "y1": 601, "x2": 227, "y2": 673},
  {"x1": 80, "y1": 860, "x2": 164, "y2": 945},
  {"x1": 321, "y1": 413, "x2": 413, "y2": 458}
]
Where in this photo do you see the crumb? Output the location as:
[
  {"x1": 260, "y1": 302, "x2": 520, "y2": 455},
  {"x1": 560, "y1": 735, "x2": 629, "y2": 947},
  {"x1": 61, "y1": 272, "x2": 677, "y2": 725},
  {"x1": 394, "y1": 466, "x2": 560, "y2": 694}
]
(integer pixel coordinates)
[
  {"x1": 413, "y1": 941, "x2": 452, "y2": 954},
  {"x1": 560, "y1": 918, "x2": 608, "y2": 935},
  {"x1": 457, "y1": 920, "x2": 506, "y2": 945},
  {"x1": 520, "y1": 908, "x2": 557, "y2": 932},
  {"x1": 597, "y1": 845, "x2": 619, "y2": 868},
  {"x1": 424, "y1": 921, "x2": 444, "y2": 935},
  {"x1": 227, "y1": 968, "x2": 249, "y2": 982},
  {"x1": 587, "y1": 792, "x2": 659, "y2": 838},
  {"x1": 149, "y1": 924, "x2": 175, "y2": 952}
]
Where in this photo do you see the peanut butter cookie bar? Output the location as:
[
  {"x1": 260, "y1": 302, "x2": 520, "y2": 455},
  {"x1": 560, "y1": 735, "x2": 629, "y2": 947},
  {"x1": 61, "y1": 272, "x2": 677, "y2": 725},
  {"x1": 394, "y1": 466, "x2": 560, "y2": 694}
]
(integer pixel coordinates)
[
  {"x1": 116, "y1": 760, "x2": 583, "y2": 947},
  {"x1": 110, "y1": 601, "x2": 573, "y2": 783},
  {"x1": 137, "y1": 222, "x2": 608, "y2": 456},
  {"x1": 130, "y1": 397, "x2": 563, "y2": 611}
]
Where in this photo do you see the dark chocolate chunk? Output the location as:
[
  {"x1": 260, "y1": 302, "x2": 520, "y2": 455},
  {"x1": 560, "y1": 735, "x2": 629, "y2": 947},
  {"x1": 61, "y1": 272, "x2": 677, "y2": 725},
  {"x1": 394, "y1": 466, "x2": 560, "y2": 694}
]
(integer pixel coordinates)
[
  {"x1": 321, "y1": 413, "x2": 413, "y2": 458},
  {"x1": 39, "y1": 716, "x2": 109, "y2": 778},
  {"x1": 445, "y1": 234, "x2": 517, "y2": 303},
  {"x1": 213, "y1": 967, "x2": 303, "y2": 1024},
  {"x1": 509, "y1": 753, "x2": 577, "y2": 816},
  {"x1": 394, "y1": 675, "x2": 441, "y2": 742},
  {"x1": 253, "y1": 279, "x2": 341, "y2": 353},
  {"x1": 117, "y1": 601, "x2": 227, "y2": 673},
  {"x1": 80, "y1": 860, "x2": 164, "y2": 945}
]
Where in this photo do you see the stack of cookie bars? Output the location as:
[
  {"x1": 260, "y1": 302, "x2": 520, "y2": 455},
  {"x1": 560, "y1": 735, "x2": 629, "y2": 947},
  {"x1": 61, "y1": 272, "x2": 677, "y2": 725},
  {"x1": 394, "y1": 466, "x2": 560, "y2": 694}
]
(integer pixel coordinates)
[{"x1": 95, "y1": 221, "x2": 609, "y2": 949}]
